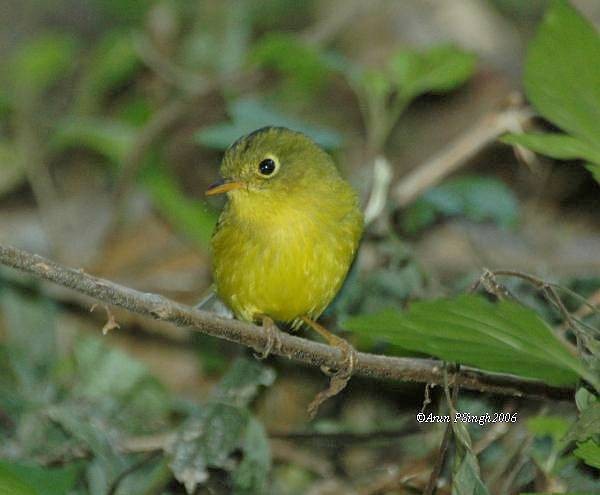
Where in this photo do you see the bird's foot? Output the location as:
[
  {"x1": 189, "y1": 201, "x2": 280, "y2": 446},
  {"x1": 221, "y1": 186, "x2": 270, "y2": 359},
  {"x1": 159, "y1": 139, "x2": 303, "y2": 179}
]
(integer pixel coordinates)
[
  {"x1": 302, "y1": 317, "x2": 357, "y2": 418},
  {"x1": 254, "y1": 315, "x2": 282, "y2": 360}
]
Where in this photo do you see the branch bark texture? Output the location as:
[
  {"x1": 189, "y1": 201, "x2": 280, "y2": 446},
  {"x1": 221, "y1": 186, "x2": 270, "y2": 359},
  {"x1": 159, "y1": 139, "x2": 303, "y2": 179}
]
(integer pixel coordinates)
[{"x1": 0, "y1": 244, "x2": 572, "y2": 402}]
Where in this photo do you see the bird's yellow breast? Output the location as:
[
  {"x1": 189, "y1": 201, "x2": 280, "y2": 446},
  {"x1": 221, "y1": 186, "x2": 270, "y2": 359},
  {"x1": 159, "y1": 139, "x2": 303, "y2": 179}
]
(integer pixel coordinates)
[{"x1": 211, "y1": 182, "x2": 362, "y2": 328}]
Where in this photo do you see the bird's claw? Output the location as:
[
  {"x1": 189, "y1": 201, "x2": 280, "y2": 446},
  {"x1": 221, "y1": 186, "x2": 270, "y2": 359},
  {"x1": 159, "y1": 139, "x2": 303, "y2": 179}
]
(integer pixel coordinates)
[
  {"x1": 308, "y1": 338, "x2": 357, "y2": 418},
  {"x1": 254, "y1": 315, "x2": 282, "y2": 360}
]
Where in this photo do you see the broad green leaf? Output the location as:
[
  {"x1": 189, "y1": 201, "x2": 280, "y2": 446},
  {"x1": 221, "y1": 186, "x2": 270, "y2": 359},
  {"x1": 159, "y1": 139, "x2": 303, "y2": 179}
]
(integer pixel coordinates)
[
  {"x1": 168, "y1": 359, "x2": 273, "y2": 494},
  {"x1": 401, "y1": 176, "x2": 519, "y2": 233},
  {"x1": 575, "y1": 387, "x2": 597, "y2": 412},
  {"x1": 524, "y1": 0, "x2": 600, "y2": 148},
  {"x1": 586, "y1": 163, "x2": 600, "y2": 183},
  {"x1": 48, "y1": 406, "x2": 123, "y2": 465},
  {"x1": 0, "y1": 290, "x2": 57, "y2": 399},
  {"x1": 389, "y1": 44, "x2": 476, "y2": 100},
  {"x1": 71, "y1": 337, "x2": 170, "y2": 430},
  {"x1": 345, "y1": 295, "x2": 596, "y2": 388},
  {"x1": 168, "y1": 403, "x2": 250, "y2": 494},
  {"x1": 233, "y1": 418, "x2": 271, "y2": 495},
  {"x1": 212, "y1": 358, "x2": 276, "y2": 408},
  {"x1": 118, "y1": 95, "x2": 153, "y2": 126},
  {"x1": 52, "y1": 117, "x2": 137, "y2": 166},
  {"x1": 452, "y1": 450, "x2": 490, "y2": 495},
  {"x1": 0, "y1": 464, "x2": 35, "y2": 495},
  {"x1": 502, "y1": 133, "x2": 600, "y2": 165},
  {"x1": 77, "y1": 31, "x2": 140, "y2": 114},
  {"x1": 251, "y1": 33, "x2": 335, "y2": 92},
  {"x1": 73, "y1": 337, "x2": 147, "y2": 400},
  {"x1": 574, "y1": 439, "x2": 600, "y2": 469},
  {"x1": 563, "y1": 402, "x2": 600, "y2": 444},
  {"x1": 10, "y1": 33, "x2": 79, "y2": 99},
  {"x1": 195, "y1": 98, "x2": 342, "y2": 150},
  {"x1": 142, "y1": 163, "x2": 217, "y2": 247},
  {"x1": 527, "y1": 415, "x2": 571, "y2": 444},
  {"x1": 48, "y1": 405, "x2": 128, "y2": 495},
  {"x1": 0, "y1": 462, "x2": 78, "y2": 495}
]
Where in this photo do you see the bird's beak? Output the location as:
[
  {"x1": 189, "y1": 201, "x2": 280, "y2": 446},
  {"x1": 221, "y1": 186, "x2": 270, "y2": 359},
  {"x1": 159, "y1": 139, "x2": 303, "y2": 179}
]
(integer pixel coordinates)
[{"x1": 205, "y1": 178, "x2": 244, "y2": 196}]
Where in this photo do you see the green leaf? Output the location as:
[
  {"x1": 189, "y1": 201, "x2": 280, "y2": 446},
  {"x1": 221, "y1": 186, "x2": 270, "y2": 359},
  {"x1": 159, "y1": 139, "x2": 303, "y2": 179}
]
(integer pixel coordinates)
[
  {"x1": 48, "y1": 406, "x2": 123, "y2": 464},
  {"x1": 586, "y1": 163, "x2": 600, "y2": 183},
  {"x1": 447, "y1": 399, "x2": 489, "y2": 495},
  {"x1": 142, "y1": 163, "x2": 217, "y2": 247},
  {"x1": 0, "y1": 464, "x2": 36, "y2": 495},
  {"x1": 251, "y1": 33, "x2": 334, "y2": 93},
  {"x1": 575, "y1": 387, "x2": 597, "y2": 412},
  {"x1": 401, "y1": 176, "x2": 519, "y2": 233},
  {"x1": 195, "y1": 98, "x2": 343, "y2": 150},
  {"x1": 524, "y1": 0, "x2": 600, "y2": 149},
  {"x1": 10, "y1": 33, "x2": 79, "y2": 99},
  {"x1": 52, "y1": 117, "x2": 137, "y2": 166},
  {"x1": 344, "y1": 295, "x2": 596, "y2": 388},
  {"x1": 168, "y1": 403, "x2": 250, "y2": 494},
  {"x1": 0, "y1": 290, "x2": 57, "y2": 399},
  {"x1": 47, "y1": 405, "x2": 128, "y2": 495},
  {"x1": 233, "y1": 418, "x2": 271, "y2": 495},
  {"x1": 574, "y1": 438, "x2": 600, "y2": 469},
  {"x1": 502, "y1": 133, "x2": 600, "y2": 165},
  {"x1": 168, "y1": 359, "x2": 274, "y2": 494},
  {"x1": 527, "y1": 415, "x2": 571, "y2": 444},
  {"x1": 563, "y1": 402, "x2": 600, "y2": 444},
  {"x1": 389, "y1": 44, "x2": 476, "y2": 100},
  {"x1": 452, "y1": 450, "x2": 490, "y2": 495},
  {"x1": 0, "y1": 461, "x2": 79, "y2": 495},
  {"x1": 76, "y1": 31, "x2": 140, "y2": 113},
  {"x1": 71, "y1": 336, "x2": 170, "y2": 429},
  {"x1": 212, "y1": 358, "x2": 276, "y2": 408}
]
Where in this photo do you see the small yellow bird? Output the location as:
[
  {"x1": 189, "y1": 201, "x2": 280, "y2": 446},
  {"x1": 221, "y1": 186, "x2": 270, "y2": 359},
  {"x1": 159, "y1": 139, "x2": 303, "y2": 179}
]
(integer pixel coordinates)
[{"x1": 206, "y1": 126, "x2": 363, "y2": 413}]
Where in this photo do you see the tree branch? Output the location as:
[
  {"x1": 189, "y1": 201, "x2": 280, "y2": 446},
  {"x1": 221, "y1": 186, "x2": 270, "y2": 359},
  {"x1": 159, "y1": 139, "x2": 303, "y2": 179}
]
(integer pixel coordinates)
[{"x1": 0, "y1": 244, "x2": 572, "y2": 402}]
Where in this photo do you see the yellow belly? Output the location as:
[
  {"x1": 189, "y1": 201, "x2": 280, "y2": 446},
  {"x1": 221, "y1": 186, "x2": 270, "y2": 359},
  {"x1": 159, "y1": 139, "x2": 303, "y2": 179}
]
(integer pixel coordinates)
[{"x1": 211, "y1": 192, "x2": 362, "y2": 328}]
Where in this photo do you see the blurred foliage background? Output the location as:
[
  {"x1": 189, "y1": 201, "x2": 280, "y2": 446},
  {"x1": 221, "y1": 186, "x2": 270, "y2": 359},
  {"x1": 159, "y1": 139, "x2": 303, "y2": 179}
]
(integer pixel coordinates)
[{"x1": 0, "y1": 0, "x2": 599, "y2": 494}]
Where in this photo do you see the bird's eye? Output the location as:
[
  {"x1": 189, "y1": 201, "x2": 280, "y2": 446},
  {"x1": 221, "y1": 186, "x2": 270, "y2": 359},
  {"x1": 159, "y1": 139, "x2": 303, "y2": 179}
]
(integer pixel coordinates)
[{"x1": 258, "y1": 157, "x2": 279, "y2": 177}]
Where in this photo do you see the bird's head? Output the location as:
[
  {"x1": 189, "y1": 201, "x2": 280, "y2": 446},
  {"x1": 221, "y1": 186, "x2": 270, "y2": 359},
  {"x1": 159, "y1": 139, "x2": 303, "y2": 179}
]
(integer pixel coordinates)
[{"x1": 206, "y1": 127, "x2": 338, "y2": 199}]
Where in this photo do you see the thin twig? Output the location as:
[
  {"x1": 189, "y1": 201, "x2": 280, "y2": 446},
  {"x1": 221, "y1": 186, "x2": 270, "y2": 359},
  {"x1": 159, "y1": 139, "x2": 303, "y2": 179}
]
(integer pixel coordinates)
[
  {"x1": 300, "y1": 0, "x2": 371, "y2": 46},
  {"x1": 491, "y1": 269, "x2": 600, "y2": 349},
  {"x1": 392, "y1": 105, "x2": 535, "y2": 207},
  {"x1": 270, "y1": 440, "x2": 333, "y2": 477},
  {"x1": 133, "y1": 34, "x2": 208, "y2": 94},
  {"x1": 0, "y1": 244, "x2": 573, "y2": 402},
  {"x1": 424, "y1": 421, "x2": 453, "y2": 495},
  {"x1": 472, "y1": 405, "x2": 513, "y2": 455},
  {"x1": 424, "y1": 367, "x2": 459, "y2": 495}
]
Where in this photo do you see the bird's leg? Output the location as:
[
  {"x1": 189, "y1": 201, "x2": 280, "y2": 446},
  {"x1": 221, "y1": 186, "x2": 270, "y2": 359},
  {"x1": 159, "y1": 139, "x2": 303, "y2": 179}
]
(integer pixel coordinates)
[
  {"x1": 301, "y1": 316, "x2": 357, "y2": 418},
  {"x1": 254, "y1": 314, "x2": 283, "y2": 360}
]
